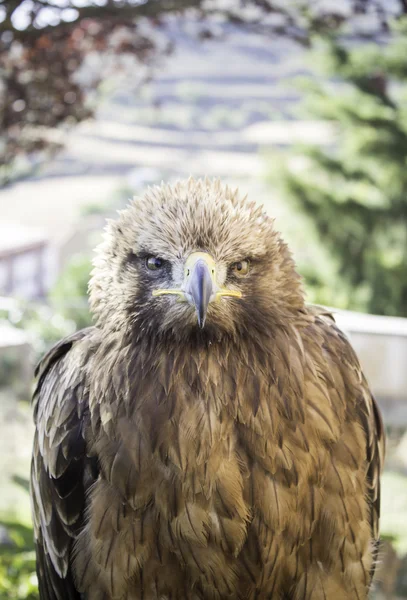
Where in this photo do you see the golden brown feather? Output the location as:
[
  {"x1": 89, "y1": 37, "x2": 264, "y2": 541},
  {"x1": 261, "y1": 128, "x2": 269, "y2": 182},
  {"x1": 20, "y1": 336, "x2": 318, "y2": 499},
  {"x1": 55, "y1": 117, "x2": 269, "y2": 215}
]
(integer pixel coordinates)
[{"x1": 31, "y1": 178, "x2": 385, "y2": 600}]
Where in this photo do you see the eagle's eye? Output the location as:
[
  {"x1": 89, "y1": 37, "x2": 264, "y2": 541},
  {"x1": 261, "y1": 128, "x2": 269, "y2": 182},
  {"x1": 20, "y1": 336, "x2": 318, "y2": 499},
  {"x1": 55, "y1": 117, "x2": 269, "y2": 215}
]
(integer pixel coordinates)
[
  {"x1": 146, "y1": 256, "x2": 164, "y2": 271},
  {"x1": 231, "y1": 260, "x2": 249, "y2": 276}
]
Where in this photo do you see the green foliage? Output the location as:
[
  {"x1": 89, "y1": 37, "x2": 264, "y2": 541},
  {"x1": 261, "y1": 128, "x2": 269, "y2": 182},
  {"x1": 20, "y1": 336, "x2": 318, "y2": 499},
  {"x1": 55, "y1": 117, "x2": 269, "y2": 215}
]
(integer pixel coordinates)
[
  {"x1": 0, "y1": 519, "x2": 37, "y2": 600},
  {"x1": 50, "y1": 253, "x2": 93, "y2": 330},
  {"x1": 0, "y1": 351, "x2": 26, "y2": 392},
  {"x1": 272, "y1": 18, "x2": 407, "y2": 317},
  {"x1": 3, "y1": 303, "x2": 76, "y2": 363},
  {"x1": 0, "y1": 477, "x2": 37, "y2": 600}
]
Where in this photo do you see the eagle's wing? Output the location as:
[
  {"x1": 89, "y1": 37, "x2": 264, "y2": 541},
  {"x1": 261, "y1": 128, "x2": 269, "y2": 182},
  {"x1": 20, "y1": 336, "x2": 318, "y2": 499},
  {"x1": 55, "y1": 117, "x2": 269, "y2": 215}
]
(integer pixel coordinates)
[
  {"x1": 31, "y1": 328, "x2": 98, "y2": 600},
  {"x1": 313, "y1": 307, "x2": 385, "y2": 570}
]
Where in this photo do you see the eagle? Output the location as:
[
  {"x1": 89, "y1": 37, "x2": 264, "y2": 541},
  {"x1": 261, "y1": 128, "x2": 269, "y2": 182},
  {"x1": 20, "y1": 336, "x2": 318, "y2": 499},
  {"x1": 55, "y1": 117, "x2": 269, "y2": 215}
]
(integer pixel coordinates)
[{"x1": 31, "y1": 178, "x2": 385, "y2": 600}]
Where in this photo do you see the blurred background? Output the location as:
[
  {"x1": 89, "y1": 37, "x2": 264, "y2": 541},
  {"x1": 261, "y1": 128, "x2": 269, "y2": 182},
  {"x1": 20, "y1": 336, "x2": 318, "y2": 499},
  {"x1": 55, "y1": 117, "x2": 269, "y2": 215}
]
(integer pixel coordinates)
[{"x1": 0, "y1": 0, "x2": 407, "y2": 598}]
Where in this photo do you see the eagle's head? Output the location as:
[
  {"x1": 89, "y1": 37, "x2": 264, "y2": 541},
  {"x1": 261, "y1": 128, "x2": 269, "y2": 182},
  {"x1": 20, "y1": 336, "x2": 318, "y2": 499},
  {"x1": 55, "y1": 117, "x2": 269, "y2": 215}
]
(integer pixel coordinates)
[{"x1": 89, "y1": 178, "x2": 304, "y2": 344}]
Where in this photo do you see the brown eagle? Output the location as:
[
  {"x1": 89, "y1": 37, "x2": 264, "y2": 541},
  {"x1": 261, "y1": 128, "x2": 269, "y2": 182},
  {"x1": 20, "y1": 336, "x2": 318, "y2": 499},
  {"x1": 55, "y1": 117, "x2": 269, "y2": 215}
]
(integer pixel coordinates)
[{"x1": 31, "y1": 178, "x2": 384, "y2": 600}]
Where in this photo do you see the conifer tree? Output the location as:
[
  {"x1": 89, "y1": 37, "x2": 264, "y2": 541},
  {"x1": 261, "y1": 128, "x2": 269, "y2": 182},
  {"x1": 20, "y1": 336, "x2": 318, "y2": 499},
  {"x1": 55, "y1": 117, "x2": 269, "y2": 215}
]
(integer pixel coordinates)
[{"x1": 276, "y1": 19, "x2": 407, "y2": 317}]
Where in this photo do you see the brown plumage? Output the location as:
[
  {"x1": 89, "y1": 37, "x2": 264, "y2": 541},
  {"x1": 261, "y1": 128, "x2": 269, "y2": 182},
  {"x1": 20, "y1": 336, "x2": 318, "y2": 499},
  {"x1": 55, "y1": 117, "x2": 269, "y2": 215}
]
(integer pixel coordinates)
[{"x1": 31, "y1": 178, "x2": 385, "y2": 600}]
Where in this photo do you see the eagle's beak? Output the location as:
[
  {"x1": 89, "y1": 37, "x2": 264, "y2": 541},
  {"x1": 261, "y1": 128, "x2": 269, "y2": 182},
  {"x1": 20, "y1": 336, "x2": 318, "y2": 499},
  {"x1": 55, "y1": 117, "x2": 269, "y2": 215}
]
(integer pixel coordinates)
[{"x1": 184, "y1": 253, "x2": 216, "y2": 328}]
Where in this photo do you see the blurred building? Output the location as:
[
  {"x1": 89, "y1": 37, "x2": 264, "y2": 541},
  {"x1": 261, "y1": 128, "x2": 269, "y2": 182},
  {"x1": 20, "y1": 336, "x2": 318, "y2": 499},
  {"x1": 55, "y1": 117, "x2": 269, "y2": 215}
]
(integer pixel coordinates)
[{"x1": 0, "y1": 222, "x2": 55, "y2": 299}]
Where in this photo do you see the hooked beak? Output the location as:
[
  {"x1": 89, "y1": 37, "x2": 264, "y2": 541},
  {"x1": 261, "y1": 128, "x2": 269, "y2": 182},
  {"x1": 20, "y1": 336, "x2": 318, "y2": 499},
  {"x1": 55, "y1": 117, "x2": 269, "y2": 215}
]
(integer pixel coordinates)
[
  {"x1": 185, "y1": 255, "x2": 215, "y2": 328},
  {"x1": 152, "y1": 251, "x2": 242, "y2": 328}
]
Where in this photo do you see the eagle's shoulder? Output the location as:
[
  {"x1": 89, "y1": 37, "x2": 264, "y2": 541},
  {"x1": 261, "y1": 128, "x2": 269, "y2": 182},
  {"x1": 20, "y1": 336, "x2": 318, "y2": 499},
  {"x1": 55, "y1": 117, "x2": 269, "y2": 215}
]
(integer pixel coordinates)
[
  {"x1": 303, "y1": 304, "x2": 385, "y2": 555},
  {"x1": 31, "y1": 326, "x2": 100, "y2": 600},
  {"x1": 34, "y1": 326, "x2": 95, "y2": 388},
  {"x1": 304, "y1": 303, "x2": 385, "y2": 456}
]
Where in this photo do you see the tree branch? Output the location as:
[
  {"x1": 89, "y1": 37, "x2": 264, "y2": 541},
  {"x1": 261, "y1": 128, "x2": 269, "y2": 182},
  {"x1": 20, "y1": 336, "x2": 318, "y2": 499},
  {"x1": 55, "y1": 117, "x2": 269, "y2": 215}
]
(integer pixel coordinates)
[{"x1": 1, "y1": 0, "x2": 203, "y2": 37}]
